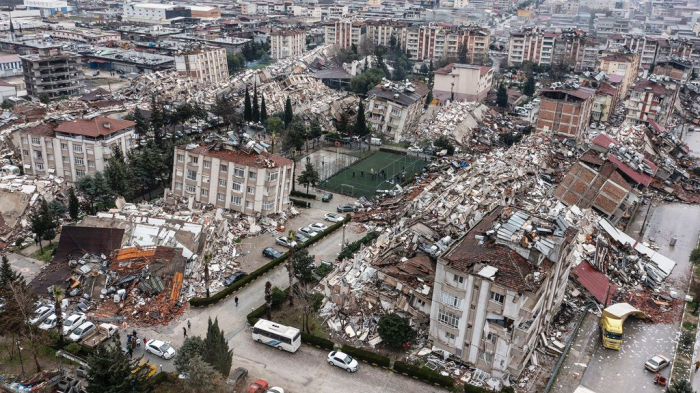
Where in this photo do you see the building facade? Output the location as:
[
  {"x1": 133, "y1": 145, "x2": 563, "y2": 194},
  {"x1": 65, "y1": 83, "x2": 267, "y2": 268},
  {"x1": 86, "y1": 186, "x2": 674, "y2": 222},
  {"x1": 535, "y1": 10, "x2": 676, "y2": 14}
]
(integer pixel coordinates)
[
  {"x1": 404, "y1": 24, "x2": 490, "y2": 63},
  {"x1": 175, "y1": 46, "x2": 228, "y2": 85},
  {"x1": 170, "y1": 143, "x2": 293, "y2": 215},
  {"x1": 0, "y1": 53, "x2": 23, "y2": 78},
  {"x1": 17, "y1": 117, "x2": 136, "y2": 182},
  {"x1": 598, "y1": 50, "x2": 640, "y2": 98},
  {"x1": 625, "y1": 79, "x2": 678, "y2": 126},
  {"x1": 433, "y1": 63, "x2": 493, "y2": 103},
  {"x1": 507, "y1": 29, "x2": 557, "y2": 67},
  {"x1": 324, "y1": 20, "x2": 366, "y2": 49},
  {"x1": 23, "y1": 0, "x2": 71, "y2": 16},
  {"x1": 270, "y1": 29, "x2": 307, "y2": 60},
  {"x1": 366, "y1": 82, "x2": 429, "y2": 142},
  {"x1": 536, "y1": 88, "x2": 595, "y2": 141},
  {"x1": 21, "y1": 47, "x2": 83, "y2": 100},
  {"x1": 50, "y1": 30, "x2": 121, "y2": 44}
]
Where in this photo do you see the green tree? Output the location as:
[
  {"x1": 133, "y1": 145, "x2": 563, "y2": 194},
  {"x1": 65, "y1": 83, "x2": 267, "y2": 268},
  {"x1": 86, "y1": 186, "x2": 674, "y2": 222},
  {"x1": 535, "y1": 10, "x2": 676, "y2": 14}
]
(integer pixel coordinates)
[
  {"x1": 284, "y1": 97, "x2": 294, "y2": 127},
  {"x1": 353, "y1": 101, "x2": 368, "y2": 137},
  {"x1": 309, "y1": 118, "x2": 323, "y2": 140},
  {"x1": 392, "y1": 64, "x2": 407, "y2": 81},
  {"x1": 133, "y1": 108, "x2": 149, "y2": 139},
  {"x1": 244, "y1": 86, "x2": 252, "y2": 122},
  {"x1": 51, "y1": 286, "x2": 65, "y2": 347},
  {"x1": 297, "y1": 161, "x2": 320, "y2": 195},
  {"x1": 690, "y1": 247, "x2": 700, "y2": 265},
  {"x1": 174, "y1": 336, "x2": 205, "y2": 374},
  {"x1": 76, "y1": 172, "x2": 116, "y2": 214},
  {"x1": 0, "y1": 254, "x2": 21, "y2": 294},
  {"x1": 496, "y1": 83, "x2": 509, "y2": 108},
  {"x1": 203, "y1": 318, "x2": 233, "y2": 377},
  {"x1": 149, "y1": 95, "x2": 165, "y2": 148},
  {"x1": 265, "y1": 281, "x2": 272, "y2": 320},
  {"x1": 266, "y1": 116, "x2": 283, "y2": 152},
  {"x1": 104, "y1": 145, "x2": 130, "y2": 199},
  {"x1": 86, "y1": 339, "x2": 152, "y2": 393},
  {"x1": 523, "y1": 73, "x2": 536, "y2": 97},
  {"x1": 666, "y1": 379, "x2": 695, "y2": 393},
  {"x1": 283, "y1": 120, "x2": 306, "y2": 152},
  {"x1": 425, "y1": 90, "x2": 433, "y2": 108},
  {"x1": 350, "y1": 67, "x2": 385, "y2": 94},
  {"x1": 286, "y1": 230, "x2": 296, "y2": 306},
  {"x1": 29, "y1": 199, "x2": 55, "y2": 253},
  {"x1": 434, "y1": 135, "x2": 455, "y2": 155},
  {"x1": 377, "y1": 314, "x2": 417, "y2": 349},
  {"x1": 459, "y1": 42, "x2": 468, "y2": 64},
  {"x1": 38, "y1": 93, "x2": 50, "y2": 104},
  {"x1": 1, "y1": 100, "x2": 14, "y2": 109},
  {"x1": 291, "y1": 248, "x2": 315, "y2": 283},
  {"x1": 226, "y1": 52, "x2": 246, "y2": 74},
  {"x1": 68, "y1": 187, "x2": 79, "y2": 220},
  {"x1": 336, "y1": 112, "x2": 350, "y2": 135},
  {"x1": 252, "y1": 83, "x2": 260, "y2": 123},
  {"x1": 183, "y1": 355, "x2": 219, "y2": 392},
  {"x1": 419, "y1": 63, "x2": 429, "y2": 74},
  {"x1": 260, "y1": 94, "x2": 268, "y2": 123},
  {"x1": 213, "y1": 96, "x2": 235, "y2": 131}
]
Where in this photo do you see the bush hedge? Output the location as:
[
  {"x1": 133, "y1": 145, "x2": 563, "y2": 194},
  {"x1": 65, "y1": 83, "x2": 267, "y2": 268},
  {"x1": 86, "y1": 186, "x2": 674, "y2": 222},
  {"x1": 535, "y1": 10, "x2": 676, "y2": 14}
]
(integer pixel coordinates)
[
  {"x1": 338, "y1": 231, "x2": 379, "y2": 260},
  {"x1": 340, "y1": 345, "x2": 391, "y2": 368},
  {"x1": 290, "y1": 198, "x2": 310, "y2": 208},
  {"x1": 464, "y1": 384, "x2": 491, "y2": 393},
  {"x1": 301, "y1": 333, "x2": 335, "y2": 350},
  {"x1": 191, "y1": 215, "x2": 350, "y2": 307},
  {"x1": 393, "y1": 361, "x2": 454, "y2": 388},
  {"x1": 290, "y1": 190, "x2": 317, "y2": 200},
  {"x1": 379, "y1": 147, "x2": 407, "y2": 156},
  {"x1": 247, "y1": 303, "x2": 268, "y2": 325}
]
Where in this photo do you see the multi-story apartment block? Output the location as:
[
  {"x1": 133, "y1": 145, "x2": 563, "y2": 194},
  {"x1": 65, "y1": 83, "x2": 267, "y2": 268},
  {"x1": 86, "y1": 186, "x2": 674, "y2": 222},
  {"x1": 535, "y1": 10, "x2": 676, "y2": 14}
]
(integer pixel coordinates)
[
  {"x1": 24, "y1": 0, "x2": 72, "y2": 16},
  {"x1": 592, "y1": 82, "x2": 619, "y2": 123},
  {"x1": 0, "y1": 53, "x2": 23, "y2": 78},
  {"x1": 404, "y1": 24, "x2": 490, "y2": 64},
  {"x1": 170, "y1": 143, "x2": 293, "y2": 215},
  {"x1": 507, "y1": 28, "x2": 557, "y2": 67},
  {"x1": 492, "y1": 0, "x2": 515, "y2": 12},
  {"x1": 598, "y1": 50, "x2": 639, "y2": 98},
  {"x1": 653, "y1": 57, "x2": 693, "y2": 82},
  {"x1": 175, "y1": 46, "x2": 228, "y2": 85},
  {"x1": 270, "y1": 29, "x2": 307, "y2": 60},
  {"x1": 324, "y1": 20, "x2": 366, "y2": 49},
  {"x1": 17, "y1": 117, "x2": 136, "y2": 183},
  {"x1": 536, "y1": 87, "x2": 595, "y2": 141},
  {"x1": 625, "y1": 79, "x2": 678, "y2": 126},
  {"x1": 429, "y1": 207, "x2": 576, "y2": 378},
  {"x1": 21, "y1": 47, "x2": 83, "y2": 100},
  {"x1": 49, "y1": 30, "x2": 122, "y2": 44},
  {"x1": 433, "y1": 63, "x2": 493, "y2": 103},
  {"x1": 365, "y1": 21, "x2": 406, "y2": 48},
  {"x1": 366, "y1": 82, "x2": 429, "y2": 142}
]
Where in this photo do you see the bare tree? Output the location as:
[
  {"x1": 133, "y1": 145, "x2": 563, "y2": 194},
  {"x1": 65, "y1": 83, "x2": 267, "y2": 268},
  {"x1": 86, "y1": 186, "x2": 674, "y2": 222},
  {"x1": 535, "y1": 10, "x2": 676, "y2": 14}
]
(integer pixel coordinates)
[
  {"x1": 293, "y1": 283, "x2": 315, "y2": 334},
  {"x1": 286, "y1": 230, "x2": 296, "y2": 306},
  {"x1": 52, "y1": 286, "x2": 65, "y2": 347},
  {"x1": 1, "y1": 279, "x2": 44, "y2": 374},
  {"x1": 265, "y1": 281, "x2": 272, "y2": 320}
]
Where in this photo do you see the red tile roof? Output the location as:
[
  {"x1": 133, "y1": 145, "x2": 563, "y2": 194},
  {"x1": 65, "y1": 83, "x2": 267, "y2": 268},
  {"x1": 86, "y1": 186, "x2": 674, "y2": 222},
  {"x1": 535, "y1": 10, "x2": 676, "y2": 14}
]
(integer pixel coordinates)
[
  {"x1": 21, "y1": 123, "x2": 56, "y2": 137},
  {"x1": 185, "y1": 144, "x2": 293, "y2": 168},
  {"x1": 572, "y1": 261, "x2": 617, "y2": 306},
  {"x1": 54, "y1": 117, "x2": 135, "y2": 137},
  {"x1": 607, "y1": 155, "x2": 653, "y2": 186},
  {"x1": 591, "y1": 133, "x2": 618, "y2": 150}
]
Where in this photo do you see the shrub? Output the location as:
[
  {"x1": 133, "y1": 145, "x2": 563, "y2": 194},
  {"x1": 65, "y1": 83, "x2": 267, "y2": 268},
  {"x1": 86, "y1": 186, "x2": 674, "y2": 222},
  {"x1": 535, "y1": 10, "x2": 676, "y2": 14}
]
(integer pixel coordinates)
[
  {"x1": 465, "y1": 384, "x2": 491, "y2": 393},
  {"x1": 338, "y1": 231, "x2": 379, "y2": 260},
  {"x1": 500, "y1": 387, "x2": 516, "y2": 393},
  {"x1": 393, "y1": 361, "x2": 454, "y2": 388},
  {"x1": 340, "y1": 345, "x2": 390, "y2": 368},
  {"x1": 378, "y1": 314, "x2": 417, "y2": 349},
  {"x1": 65, "y1": 343, "x2": 82, "y2": 355},
  {"x1": 14, "y1": 237, "x2": 23, "y2": 247},
  {"x1": 290, "y1": 190, "x2": 317, "y2": 200},
  {"x1": 314, "y1": 263, "x2": 334, "y2": 278},
  {"x1": 247, "y1": 303, "x2": 268, "y2": 325},
  {"x1": 301, "y1": 333, "x2": 335, "y2": 350},
  {"x1": 271, "y1": 286, "x2": 286, "y2": 307},
  {"x1": 290, "y1": 198, "x2": 310, "y2": 208}
]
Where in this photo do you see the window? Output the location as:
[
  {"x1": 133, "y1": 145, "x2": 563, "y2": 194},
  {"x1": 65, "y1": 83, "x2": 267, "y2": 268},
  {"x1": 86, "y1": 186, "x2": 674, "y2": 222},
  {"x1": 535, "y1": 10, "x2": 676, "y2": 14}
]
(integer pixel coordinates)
[
  {"x1": 231, "y1": 182, "x2": 242, "y2": 192},
  {"x1": 201, "y1": 189, "x2": 209, "y2": 197},
  {"x1": 175, "y1": 182, "x2": 182, "y2": 190},
  {"x1": 36, "y1": 163, "x2": 44, "y2": 171},
  {"x1": 34, "y1": 150, "x2": 42, "y2": 159},
  {"x1": 263, "y1": 201, "x2": 274, "y2": 210},
  {"x1": 247, "y1": 186, "x2": 255, "y2": 194},
  {"x1": 73, "y1": 144, "x2": 82, "y2": 153},
  {"x1": 391, "y1": 108, "x2": 401, "y2": 116},
  {"x1": 471, "y1": 304, "x2": 476, "y2": 311},
  {"x1": 220, "y1": 164, "x2": 228, "y2": 172},
  {"x1": 47, "y1": 154, "x2": 54, "y2": 161},
  {"x1": 219, "y1": 179, "x2": 227, "y2": 187},
  {"x1": 61, "y1": 143, "x2": 67, "y2": 150},
  {"x1": 440, "y1": 291, "x2": 462, "y2": 309},
  {"x1": 186, "y1": 185, "x2": 196, "y2": 194},
  {"x1": 187, "y1": 170, "x2": 197, "y2": 181},
  {"x1": 203, "y1": 160, "x2": 211, "y2": 169},
  {"x1": 63, "y1": 156, "x2": 69, "y2": 163},
  {"x1": 76, "y1": 169, "x2": 85, "y2": 178},
  {"x1": 31, "y1": 137, "x2": 40, "y2": 144},
  {"x1": 177, "y1": 154, "x2": 184, "y2": 162},
  {"x1": 246, "y1": 201, "x2": 253, "y2": 209},
  {"x1": 23, "y1": 150, "x2": 29, "y2": 156},
  {"x1": 190, "y1": 156, "x2": 198, "y2": 164},
  {"x1": 453, "y1": 274, "x2": 464, "y2": 284},
  {"x1": 445, "y1": 331, "x2": 456, "y2": 342},
  {"x1": 438, "y1": 309, "x2": 459, "y2": 328},
  {"x1": 479, "y1": 351, "x2": 493, "y2": 363},
  {"x1": 88, "y1": 161, "x2": 95, "y2": 168},
  {"x1": 75, "y1": 157, "x2": 84, "y2": 166},
  {"x1": 176, "y1": 169, "x2": 183, "y2": 177},
  {"x1": 486, "y1": 333, "x2": 496, "y2": 344},
  {"x1": 230, "y1": 196, "x2": 242, "y2": 205},
  {"x1": 266, "y1": 171, "x2": 279, "y2": 182},
  {"x1": 217, "y1": 192, "x2": 225, "y2": 201},
  {"x1": 490, "y1": 291, "x2": 504, "y2": 304},
  {"x1": 234, "y1": 167, "x2": 245, "y2": 177},
  {"x1": 249, "y1": 171, "x2": 256, "y2": 179},
  {"x1": 21, "y1": 137, "x2": 27, "y2": 144},
  {"x1": 86, "y1": 148, "x2": 93, "y2": 155}
]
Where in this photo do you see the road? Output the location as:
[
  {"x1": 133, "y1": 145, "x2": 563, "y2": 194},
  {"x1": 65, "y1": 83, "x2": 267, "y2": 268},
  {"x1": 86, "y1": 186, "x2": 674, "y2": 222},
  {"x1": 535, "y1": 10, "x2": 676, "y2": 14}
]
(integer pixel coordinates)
[{"x1": 577, "y1": 202, "x2": 700, "y2": 393}]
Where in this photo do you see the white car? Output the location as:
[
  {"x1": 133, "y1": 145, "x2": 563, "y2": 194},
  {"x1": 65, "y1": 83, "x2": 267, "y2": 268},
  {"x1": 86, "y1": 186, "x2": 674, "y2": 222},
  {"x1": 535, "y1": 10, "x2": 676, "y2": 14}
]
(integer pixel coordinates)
[
  {"x1": 327, "y1": 351, "x2": 359, "y2": 373},
  {"x1": 69, "y1": 321, "x2": 96, "y2": 342},
  {"x1": 30, "y1": 305, "x2": 55, "y2": 325},
  {"x1": 299, "y1": 226, "x2": 319, "y2": 238},
  {"x1": 407, "y1": 146, "x2": 422, "y2": 153},
  {"x1": 324, "y1": 213, "x2": 343, "y2": 223},
  {"x1": 309, "y1": 223, "x2": 328, "y2": 232},
  {"x1": 268, "y1": 388, "x2": 285, "y2": 393},
  {"x1": 275, "y1": 236, "x2": 297, "y2": 249},
  {"x1": 62, "y1": 313, "x2": 87, "y2": 336},
  {"x1": 39, "y1": 314, "x2": 57, "y2": 330},
  {"x1": 146, "y1": 339, "x2": 176, "y2": 359}
]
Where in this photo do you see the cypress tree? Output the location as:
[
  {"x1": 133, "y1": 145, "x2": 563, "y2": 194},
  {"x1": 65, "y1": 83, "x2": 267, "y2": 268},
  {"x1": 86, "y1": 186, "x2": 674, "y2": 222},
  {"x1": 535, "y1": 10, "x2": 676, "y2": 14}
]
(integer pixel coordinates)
[
  {"x1": 252, "y1": 83, "x2": 260, "y2": 123},
  {"x1": 260, "y1": 94, "x2": 268, "y2": 123},
  {"x1": 284, "y1": 97, "x2": 294, "y2": 127},
  {"x1": 244, "y1": 86, "x2": 252, "y2": 122},
  {"x1": 353, "y1": 101, "x2": 367, "y2": 137},
  {"x1": 68, "y1": 187, "x2": 79, "y2": 220},
  {"x1": 203, "y1": 318, "x2": 233, "y2": 377}
]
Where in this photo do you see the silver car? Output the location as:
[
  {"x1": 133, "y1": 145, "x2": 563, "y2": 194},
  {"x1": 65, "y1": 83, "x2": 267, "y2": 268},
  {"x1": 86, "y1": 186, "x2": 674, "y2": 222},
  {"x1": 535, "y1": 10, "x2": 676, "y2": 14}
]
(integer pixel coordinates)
[{"x1": 327, "y1": 351, "x2": 359, "y2": 373}]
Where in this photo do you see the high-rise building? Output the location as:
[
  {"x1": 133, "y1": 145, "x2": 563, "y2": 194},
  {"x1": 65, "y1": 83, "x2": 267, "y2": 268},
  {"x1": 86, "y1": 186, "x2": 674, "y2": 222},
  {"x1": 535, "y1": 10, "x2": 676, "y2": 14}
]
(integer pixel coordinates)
[
  {"x1": 324, "y1": 20, "x2": 366, "y2": 49},
  {"x1": 270, "y1": 29, "x2": 307, "y2": 60},
  {"x1": 175, "y1": 46, "x2": 229, "y2": 85},
  {"x1": 21, "y1": 47, "x2": 83, "y2": 100}
]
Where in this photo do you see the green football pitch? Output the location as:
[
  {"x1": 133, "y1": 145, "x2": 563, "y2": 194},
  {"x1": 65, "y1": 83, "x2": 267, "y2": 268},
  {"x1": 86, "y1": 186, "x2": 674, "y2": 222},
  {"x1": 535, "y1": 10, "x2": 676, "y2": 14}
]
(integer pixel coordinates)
[{"x1": 319, "y1": 151, "x2": 428, "y2": 198}]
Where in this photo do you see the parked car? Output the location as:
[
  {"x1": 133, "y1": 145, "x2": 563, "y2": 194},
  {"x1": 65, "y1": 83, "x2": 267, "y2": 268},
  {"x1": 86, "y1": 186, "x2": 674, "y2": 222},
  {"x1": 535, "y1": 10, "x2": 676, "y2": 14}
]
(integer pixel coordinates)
[
  {"x1": 407, "y1": 146, "x2": 422, "y2": 153},
  {"x1": 262, "y1": 247, "x2": 284, "y2": 259},
  {"x1": 39, "y1": 314, "x2": 57, "y2": 330},
  {"x1": 226, "y1": 367, "x2": 248, "y2": 387},
  {"x1": 267, "y1": 388, "x2": 285, "y2": 393},
  {"x1": 30, "y1": 305, "x2": 55, "y2": 325},
  {"x1": 337, "y1": 204, "x2": 355, "y2": 213},
  {"x1": 324, "y1": 213, "x2": 344, "y2": 223},
  {"x1": 276, "y1": 236, "x2": 297, "y2": 248},
  {"x1": 145, "y1": 339, "x2": 176, "y2": 359},
  {"x1": 645, "y1": 355, "x2": 671, "y2": 372},
  {"x1": 245, "y1": 379, "x2": 269, "y2": 393},
  {"x1": 309, "y1": 222, "x2": 328, "y2": 232},
  {"x1": 62, "y1": 313, "x2": 87, "y2": 336},
  {"x1": 295, "y1": 232, "x2": 310, "y2": 244},
  {"x1": 327, "y1": 351, "x2": 358, "y2": 372},
  {"x1": 298, "y1": 226, "x2": 319, "y2": 238},
  {"x1": 69, "y1": 321, "x2": 96, "y2": 342},
  {"x1": 322, "y1": 193, "x2": 333, "y2": 202},
  {"x1": 223, "y1": 272, "x2": 248, "y2": 286}
]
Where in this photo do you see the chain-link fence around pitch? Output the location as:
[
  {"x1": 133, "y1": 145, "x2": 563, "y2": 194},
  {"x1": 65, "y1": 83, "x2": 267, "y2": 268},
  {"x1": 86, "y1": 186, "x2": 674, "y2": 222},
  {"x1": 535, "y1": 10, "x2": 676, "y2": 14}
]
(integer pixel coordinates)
[{"x1": 319, "y1": 151, "x2": 428, "y2": 198}]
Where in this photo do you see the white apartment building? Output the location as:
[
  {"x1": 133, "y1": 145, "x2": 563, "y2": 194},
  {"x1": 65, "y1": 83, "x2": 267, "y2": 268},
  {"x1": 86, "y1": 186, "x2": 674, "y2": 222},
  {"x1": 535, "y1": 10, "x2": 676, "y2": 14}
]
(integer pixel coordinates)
[
  {"x1": 324, "y1": 20, "x2": 366, "y2": 49},
  {"x1": 366, "y1": 82, "x2": 429, "y2": 142},
  {"x1": 175, "y1": 47, "x2": 229, "y2": 85},
  {"x1": 17, "y1": 118, "x2": 136, "y2": 183},
  {"x1": 50, "y1": 30, "x2": 121, "y2": 44},
  {"x1": 171, "y1": 143, "x2": 293, "y2": 215},
  {"x1": 429, "y1": 208, "x2": 576, "y2": 378},
  {"x1": 122, "y1": 2, "x2": 190, "y2": 24},
  {"x1": 270, "y1": 29, "x2": 307, "y2": 60},
  {"x1": 507, "y1": 29, "x2": 556, "y2": 67},
  {"x1": 0, "y1": 53, "x2": 22, "y2": 78},
  {"x1": 24, "y1": 0, "x2": 72, "y2": 16},
  {"x1": 433, "y1": 63, "x2": 493, "y2": 103}
]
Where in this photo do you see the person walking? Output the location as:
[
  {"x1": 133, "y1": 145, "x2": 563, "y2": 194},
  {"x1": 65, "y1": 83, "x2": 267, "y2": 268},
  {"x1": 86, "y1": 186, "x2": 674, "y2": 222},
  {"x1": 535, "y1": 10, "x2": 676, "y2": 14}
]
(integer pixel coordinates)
[
  {"x1": 235, "y1": 297, "x2": 239, "y2": 307},
  {"x1": 126, "y1": 342, "x2": 133, "y2": 358},
  {"x1": 183, "y1": 326, "x2": 187, "y2": 338},
  {"x1": 187, "y1": 320, "x2": 191, "y2": 330},
  {"x1": 695, "y1": 360, "x2": 700, "y2": 372},
  {"x1": 143, "y1": 337, "x2": 147, "y2": 348}
]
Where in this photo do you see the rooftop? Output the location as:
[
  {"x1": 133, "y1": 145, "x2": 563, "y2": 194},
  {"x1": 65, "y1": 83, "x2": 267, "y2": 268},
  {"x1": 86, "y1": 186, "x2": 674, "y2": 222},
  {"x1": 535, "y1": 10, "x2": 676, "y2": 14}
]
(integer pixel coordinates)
[
  {"x1": 54, "y1": 117, "x2": 136, "y2": 137},
  {"x1": 182, "y1": 143, "x2": 293, "y2": 168}
]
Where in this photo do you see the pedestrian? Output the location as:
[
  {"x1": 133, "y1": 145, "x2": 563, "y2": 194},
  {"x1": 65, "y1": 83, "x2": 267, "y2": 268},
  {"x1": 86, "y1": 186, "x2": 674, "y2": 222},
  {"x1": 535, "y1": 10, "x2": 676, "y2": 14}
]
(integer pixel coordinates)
[
  {"x1": 695, "y1": 360, "x2": 700, "y2": 372},
  {"x1": 132, "y1": 330, "x2": 137, "y2": 339},
  {"x1": 143, "y1": 337, "x2": 147, "y2": 347},
  {"x1": 235, "y1": 296, "x2": 239, "y2": 307},
  {"x1": 187, "y1": 320, "x2": 191, "y2": 329},
  {"x1": 183, "y1": 326, "x2": 187, "y2": 337},
  {"x1": 127, "y1": 334, "x2": 132, "y2": 345}
]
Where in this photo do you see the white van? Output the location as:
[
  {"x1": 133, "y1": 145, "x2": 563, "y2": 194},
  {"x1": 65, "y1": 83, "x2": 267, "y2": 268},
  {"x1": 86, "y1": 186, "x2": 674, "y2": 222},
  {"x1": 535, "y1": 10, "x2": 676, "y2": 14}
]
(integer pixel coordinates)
[{"x1": 370, "y1": 138, "x2": 382, "y2": 146}]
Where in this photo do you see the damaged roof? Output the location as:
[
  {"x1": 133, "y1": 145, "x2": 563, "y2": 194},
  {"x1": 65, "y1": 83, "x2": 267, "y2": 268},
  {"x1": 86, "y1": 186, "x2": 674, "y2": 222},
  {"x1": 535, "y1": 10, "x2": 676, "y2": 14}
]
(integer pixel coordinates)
[
  {"x1": 183, "y1": 143, "x2": 293, "y2": 168},
  {"x1": 54, "y1": 117, "x2": 136, "y2": 137}
]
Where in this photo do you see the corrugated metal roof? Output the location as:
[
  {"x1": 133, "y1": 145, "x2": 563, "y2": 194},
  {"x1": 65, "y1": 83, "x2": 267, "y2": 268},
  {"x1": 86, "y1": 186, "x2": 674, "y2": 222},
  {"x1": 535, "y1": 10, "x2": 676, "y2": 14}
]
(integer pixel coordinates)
[{"x1": 572, "y1": 261, "x2": 617, "y2": 306}]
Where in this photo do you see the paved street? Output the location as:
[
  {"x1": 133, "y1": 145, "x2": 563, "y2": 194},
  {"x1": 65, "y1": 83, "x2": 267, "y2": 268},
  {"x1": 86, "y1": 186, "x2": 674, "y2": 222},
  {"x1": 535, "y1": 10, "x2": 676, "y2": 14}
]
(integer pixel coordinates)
[{"x1": 577, "y1": 203, "x2": 700, "y2": 393}]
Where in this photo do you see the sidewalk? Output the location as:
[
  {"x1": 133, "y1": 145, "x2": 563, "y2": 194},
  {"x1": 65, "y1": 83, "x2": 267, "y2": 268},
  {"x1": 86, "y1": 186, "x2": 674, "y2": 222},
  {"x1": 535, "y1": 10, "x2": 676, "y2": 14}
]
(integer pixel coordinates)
[{"x1": 550, "y1": 311, "x2": 599, "y2": 393}]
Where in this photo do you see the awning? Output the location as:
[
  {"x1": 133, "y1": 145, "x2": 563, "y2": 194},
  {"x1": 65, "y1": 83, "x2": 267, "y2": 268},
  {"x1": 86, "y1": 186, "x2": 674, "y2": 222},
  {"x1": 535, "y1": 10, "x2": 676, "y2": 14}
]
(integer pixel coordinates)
[{"x1": 572, "y1": 261, "x2": 617, "y2": 306}]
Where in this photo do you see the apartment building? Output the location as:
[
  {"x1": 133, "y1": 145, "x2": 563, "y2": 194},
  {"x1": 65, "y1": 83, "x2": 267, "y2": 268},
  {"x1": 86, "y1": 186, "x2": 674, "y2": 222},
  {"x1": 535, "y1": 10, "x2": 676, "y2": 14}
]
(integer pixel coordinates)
[
  {"x1": 122, "y1": 2, "x2": 217, "y2": 24},
  {"x1": 598, "y1": 50, "x2": 639, "y2": 98},
  {"x1": 653, "y1": 57, "x2": 693, "y2": 82},
  {"x1": 591, "y1": 82, "x2": 618, "y2": 123},
  {"x1": 536, "y1": 87, "x2": 595, "y2": 141},
  {"x1": 175, "y1": 46, "x2": 229, "y2": 85},
  {"x1": 366, "y1": 82, "x2": 429, "y2": 142},
  {"x1": 270, "y1": 29, "x2": 307, "y2": 60},
  {"x1": 17, "y1": 117, "x2": 136, "y2": 183},
  {"x1": 21, "y1": 47, "x2": 83, "y2": 100},
  {"x1": 366, "y1": 21, "x2": 406, "y2": 47},
  {"x1": 625, "y1": 79, "x2": 678, "y2": 126},
  {"x1": 50, "y1": 30, "x2": 121, "y2": 44},
  {"x1": 429, "y1": 207, "x2": 577, "y2": 378},
  {"x1": 404, "y1": 24, "x2": 490, "y2": 63},
  {"x1": 433, "y1": 63, "x2": 493, "y2": 103},
  {"x1": 324, "y1": 20, "x2": 366, "y2": 49},
  {"x1": 0, "y1": 53, "x2": 22, "y2": 78},
  {"x1": 507, "y1": 29, "x2": 556, "y2": 67},
  {"x1": 24, "y1": 0, "x2": 72, "y2": 16},
  {"x1": 170, "y1": 143, "x2": 293, "y2": 215}
]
